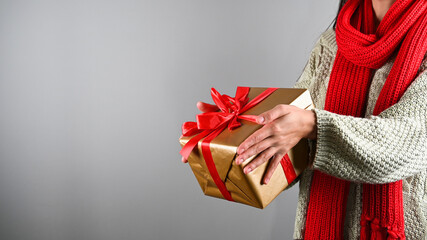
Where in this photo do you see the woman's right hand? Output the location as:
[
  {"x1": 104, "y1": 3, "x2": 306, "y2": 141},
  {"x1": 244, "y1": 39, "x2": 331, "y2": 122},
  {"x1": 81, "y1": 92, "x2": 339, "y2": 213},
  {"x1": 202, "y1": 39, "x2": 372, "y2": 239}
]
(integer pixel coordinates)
[{"x1": 181, "y1": 101, "x2": 219, "y2": 163}]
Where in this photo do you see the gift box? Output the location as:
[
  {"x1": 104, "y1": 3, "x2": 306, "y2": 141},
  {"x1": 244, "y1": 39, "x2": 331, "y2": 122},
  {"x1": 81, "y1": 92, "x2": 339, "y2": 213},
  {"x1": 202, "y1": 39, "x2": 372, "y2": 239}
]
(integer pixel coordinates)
[{"x1": 179, "y1": 87, "x2": 313, "y2": 209}]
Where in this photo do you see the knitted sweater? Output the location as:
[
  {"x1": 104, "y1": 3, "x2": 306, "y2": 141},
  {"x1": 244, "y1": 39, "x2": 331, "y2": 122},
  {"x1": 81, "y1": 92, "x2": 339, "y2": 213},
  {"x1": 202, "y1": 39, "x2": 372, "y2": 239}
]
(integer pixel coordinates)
[{"x1": 291, "y1": 29, "x2": 427, "y2": 240}]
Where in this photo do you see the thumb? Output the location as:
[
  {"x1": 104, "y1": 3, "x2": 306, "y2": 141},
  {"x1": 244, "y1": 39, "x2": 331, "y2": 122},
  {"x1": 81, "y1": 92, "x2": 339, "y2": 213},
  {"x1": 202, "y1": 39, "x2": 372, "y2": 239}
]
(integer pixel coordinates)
[{"x1": 197, "y1": 101, "x2": 219, "y2": 113}]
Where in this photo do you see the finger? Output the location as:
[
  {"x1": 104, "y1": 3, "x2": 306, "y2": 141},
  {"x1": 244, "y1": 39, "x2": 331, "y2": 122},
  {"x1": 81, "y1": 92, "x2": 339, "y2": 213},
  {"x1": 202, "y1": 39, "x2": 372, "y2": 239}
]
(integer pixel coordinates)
[
  {"x1": 236, "y1": 137, "x2": 275, "y2": 165},
  {"x1": 243, "y1": 147, "x2": 276, "y2": 174},
  {"x1": 262, "y1": 152, "x2": 285, "y2": 185},
  {"x1": 257, "y1": 104, "x2": 292, "y2": 124},
  {"x1": 237, "y1": 124, "x2": 274, "y2": 155},
  {"x1": 197, "y1": 101, "x2": 219, "y2": 113},
  {"x1": 181, "y1": 156, "x2": 188, "y2": 163}
]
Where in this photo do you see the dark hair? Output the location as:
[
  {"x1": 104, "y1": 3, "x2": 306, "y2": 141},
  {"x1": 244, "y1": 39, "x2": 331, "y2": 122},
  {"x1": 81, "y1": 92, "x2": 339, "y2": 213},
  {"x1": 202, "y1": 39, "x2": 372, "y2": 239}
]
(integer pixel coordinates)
[{"x1": 332, "y1": 0, "x2": 346, "y2": 30}]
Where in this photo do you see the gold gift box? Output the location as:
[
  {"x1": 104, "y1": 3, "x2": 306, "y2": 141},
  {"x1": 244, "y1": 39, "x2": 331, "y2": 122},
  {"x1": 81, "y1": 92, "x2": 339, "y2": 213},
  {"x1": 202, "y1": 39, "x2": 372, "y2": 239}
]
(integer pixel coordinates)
[{"x1": 179, "y1": 88, "x2": 313, "y2": 209}]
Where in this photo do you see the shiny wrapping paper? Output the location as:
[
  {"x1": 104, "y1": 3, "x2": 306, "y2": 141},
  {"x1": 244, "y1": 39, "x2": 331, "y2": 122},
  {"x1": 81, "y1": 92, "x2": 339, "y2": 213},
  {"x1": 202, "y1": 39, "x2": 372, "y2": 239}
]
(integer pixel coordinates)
[{"x1": 179, "y1": 88, "x2": 314, "y2": 209}]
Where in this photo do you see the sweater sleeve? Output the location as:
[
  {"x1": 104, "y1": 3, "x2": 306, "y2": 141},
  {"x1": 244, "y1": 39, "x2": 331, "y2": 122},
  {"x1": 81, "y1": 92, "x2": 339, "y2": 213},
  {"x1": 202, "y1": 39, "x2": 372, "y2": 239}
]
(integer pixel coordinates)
[{"x1": 311, "y1": 70, "x2": 427, "y2": 184}]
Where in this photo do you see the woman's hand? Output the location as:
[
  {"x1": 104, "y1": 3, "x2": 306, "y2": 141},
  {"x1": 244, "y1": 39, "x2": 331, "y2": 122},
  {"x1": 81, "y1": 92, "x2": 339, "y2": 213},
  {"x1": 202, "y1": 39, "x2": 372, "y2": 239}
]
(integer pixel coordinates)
[
  {"x1": 181, "y1": 102, "x2": 219, "y2": 163},
  {"x1": 236, "y1": 104, "x2": 317, "y2": 184}
]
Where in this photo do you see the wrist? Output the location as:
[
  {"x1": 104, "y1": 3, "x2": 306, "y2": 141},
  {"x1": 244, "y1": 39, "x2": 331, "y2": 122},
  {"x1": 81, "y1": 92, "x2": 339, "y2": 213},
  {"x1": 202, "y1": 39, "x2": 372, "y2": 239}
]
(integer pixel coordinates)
[{"x1": 304, "y1": 109, "x2": 317, "y2": 140}]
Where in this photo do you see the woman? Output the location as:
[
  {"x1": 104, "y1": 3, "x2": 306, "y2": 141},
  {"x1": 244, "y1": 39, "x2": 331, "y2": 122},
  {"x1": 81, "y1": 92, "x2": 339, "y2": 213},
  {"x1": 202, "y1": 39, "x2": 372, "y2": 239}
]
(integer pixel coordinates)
[{"x1": 184, "y1": 0, "x2": 427, "y2": 238}]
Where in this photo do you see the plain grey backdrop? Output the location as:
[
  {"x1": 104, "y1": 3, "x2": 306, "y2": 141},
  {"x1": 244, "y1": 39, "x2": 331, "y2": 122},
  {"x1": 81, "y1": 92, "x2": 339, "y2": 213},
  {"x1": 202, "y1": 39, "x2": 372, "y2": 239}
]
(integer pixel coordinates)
[{"x1": 0, "y1": 1, "x2": 338, "y2": 239}]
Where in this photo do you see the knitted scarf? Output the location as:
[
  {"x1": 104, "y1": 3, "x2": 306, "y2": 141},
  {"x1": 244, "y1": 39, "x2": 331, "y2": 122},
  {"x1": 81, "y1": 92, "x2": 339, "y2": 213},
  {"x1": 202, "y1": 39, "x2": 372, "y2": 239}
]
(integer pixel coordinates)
[{"x1": 304, "y1": 0, "x2": 427, "y2": 239}]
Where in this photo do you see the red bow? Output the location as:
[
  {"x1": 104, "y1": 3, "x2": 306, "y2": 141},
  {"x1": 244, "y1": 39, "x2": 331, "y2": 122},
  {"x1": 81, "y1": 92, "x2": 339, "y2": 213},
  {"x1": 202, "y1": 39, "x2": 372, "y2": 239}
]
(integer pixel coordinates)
[
  {"x1": 180, "y1": 87, "x2": 278, "y2": 201},
  {"x1": 180, "y1": 87, "x2": 277, "y2": 160}
]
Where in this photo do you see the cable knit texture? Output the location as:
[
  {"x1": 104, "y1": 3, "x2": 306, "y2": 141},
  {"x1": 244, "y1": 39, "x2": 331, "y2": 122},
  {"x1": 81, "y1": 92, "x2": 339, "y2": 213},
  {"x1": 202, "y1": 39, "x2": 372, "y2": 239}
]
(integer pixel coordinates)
[{"x1": 291, "y1": 29, "x2": 427, "y2": 240}]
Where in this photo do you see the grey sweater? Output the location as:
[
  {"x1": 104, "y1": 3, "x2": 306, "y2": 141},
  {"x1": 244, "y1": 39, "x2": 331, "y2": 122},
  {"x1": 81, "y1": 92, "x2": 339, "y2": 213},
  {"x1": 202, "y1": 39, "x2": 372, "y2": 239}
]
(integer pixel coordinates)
[{"x1": 291, "y1": 29, "x2": 427, "y2": 240}]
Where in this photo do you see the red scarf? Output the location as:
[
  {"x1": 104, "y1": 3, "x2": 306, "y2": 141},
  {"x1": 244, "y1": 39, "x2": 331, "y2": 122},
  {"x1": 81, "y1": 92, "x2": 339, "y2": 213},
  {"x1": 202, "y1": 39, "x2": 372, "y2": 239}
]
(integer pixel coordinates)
[{"x1": 304, "y1": 0, "x2": 427, "y2": 239}]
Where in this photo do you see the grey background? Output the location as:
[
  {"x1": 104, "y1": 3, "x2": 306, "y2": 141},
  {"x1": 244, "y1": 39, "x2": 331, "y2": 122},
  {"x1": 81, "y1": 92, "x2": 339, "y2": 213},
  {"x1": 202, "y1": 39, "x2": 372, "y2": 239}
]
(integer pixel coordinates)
[{"x1": 0, "y1": 1, "x2": 338, "y2": 239}]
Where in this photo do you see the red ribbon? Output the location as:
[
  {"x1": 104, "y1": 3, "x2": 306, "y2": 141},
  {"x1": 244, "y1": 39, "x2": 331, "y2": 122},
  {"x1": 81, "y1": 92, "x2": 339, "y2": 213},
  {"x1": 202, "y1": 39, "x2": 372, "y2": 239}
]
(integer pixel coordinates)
[
  {"x1": 180, "y1": 87, "x2": 297, "y2": 201},
  {"x1": 280, "y1": 154, "x2": 297, "y2": 185}
]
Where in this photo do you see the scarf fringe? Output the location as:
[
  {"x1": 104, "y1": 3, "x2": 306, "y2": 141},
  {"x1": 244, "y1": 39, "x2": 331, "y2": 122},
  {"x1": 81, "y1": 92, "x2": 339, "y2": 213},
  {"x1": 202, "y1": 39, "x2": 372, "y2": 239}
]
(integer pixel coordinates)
[{"x1": 360, "y1": 215, "x2": 406, "y2": 240}]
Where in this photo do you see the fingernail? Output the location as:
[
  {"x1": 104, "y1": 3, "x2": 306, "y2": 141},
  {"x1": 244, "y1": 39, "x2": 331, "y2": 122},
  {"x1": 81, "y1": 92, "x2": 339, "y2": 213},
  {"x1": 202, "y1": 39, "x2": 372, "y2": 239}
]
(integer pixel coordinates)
[
  {"x1": 257, "y1": 116, "x2": 264, "y2": 124},
  {"x1": 236, "y1": 158, "x2": 242, "y2": 165},
  {"x1": 244, "y1": 167, "x2": 252, "y2": 174},
  {"x1": 264, "y1": 178, "x2": 270, "y2": 185},
  {"x1": 239, "y1": 148, "x2": 244, "y2": 154}
]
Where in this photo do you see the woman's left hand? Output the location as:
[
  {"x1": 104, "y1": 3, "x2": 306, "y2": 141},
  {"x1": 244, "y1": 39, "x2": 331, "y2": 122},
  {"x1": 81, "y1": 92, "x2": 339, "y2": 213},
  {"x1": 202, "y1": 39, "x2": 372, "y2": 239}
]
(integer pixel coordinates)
[{"x1": 236, "y1": 104, "x2": 317, "y2": 185}]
